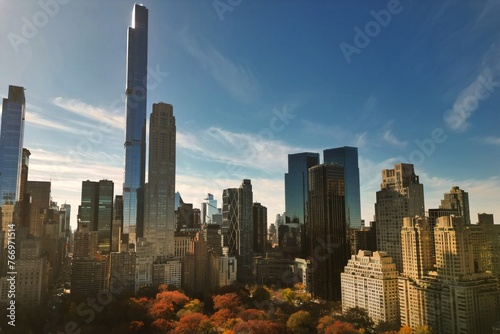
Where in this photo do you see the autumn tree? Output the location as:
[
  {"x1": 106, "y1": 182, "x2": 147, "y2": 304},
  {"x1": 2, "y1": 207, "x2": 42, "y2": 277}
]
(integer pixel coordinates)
[
  {"x1": 177, "y1": 299, "x2": 205, "y2": 318},
  {"x1": 233, "y1": 320, "x2": 290, "y2": 334},
  {"x1": 324, "y1": 320, "x2": 359, "y2": 334},
  {"x1": 317, "y1": 315, "x2": 336, "y2": 334},
  {"x1": 213, "y1": 293, "x2": 241, "y2": 311},
  {"x1": 211, "y1": 309, "x2": 238, "y2": 330},
  {"x1": 173, "y1": 312, "x2": 215, "y2": 334},
  {"x1": 399, "y1": 326, "x2": 412, "y2": 334},
  {"x1": 150, "y1": 318, "x2": 176, "y2": 333},
  {"x1": 414, "y1": 325, "x2": 432, "y2": 334},
  {"x1": 287, "y1": 310, "x2": 314, "y2": 334},
  {"x1": 252, "y1": 286, "x2": 271, "y2": 303},
  {"x1": 238, "y1": 308, "x2": 267, "y2": 321}
]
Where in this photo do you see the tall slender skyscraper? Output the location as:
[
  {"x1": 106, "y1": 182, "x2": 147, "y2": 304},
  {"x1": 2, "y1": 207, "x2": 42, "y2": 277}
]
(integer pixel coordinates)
[
  {"x1": 0, "y1": 85, "x2": 26, "y2": 206},
  {"x1": 308, "y1": 163, "x2": 349, "y2": 301},
  {"x1": 375, "y1": 163, "x2": 424, "y2": 272},
  {"x1": 323, "y1": 146, "x2": 362, "y2": 229},
  {"x1": 284, "y1": 152, "x2": 319, "y2": 257},
  {"x1": 144, "y1": 103, "x2": 176, "y2": 259},
  {"x1": 123, "y1": 4, "x2": 148, "y2": 248}
]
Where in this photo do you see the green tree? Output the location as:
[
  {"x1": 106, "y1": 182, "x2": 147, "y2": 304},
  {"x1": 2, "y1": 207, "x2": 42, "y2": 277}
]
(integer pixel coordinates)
[{"x1": 287, "y1": 310, "x2": 313, "y2": 334}]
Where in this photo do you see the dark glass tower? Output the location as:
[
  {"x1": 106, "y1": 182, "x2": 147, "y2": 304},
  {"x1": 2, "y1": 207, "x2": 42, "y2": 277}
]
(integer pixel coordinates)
[
  {"x1": 284, "y1": 152, "x2": 319, "y2": 257},
  {"x1": 0, "y1": 85, "x2": 26, "y2": 206},
  {"x1": 323, "y1": 146, "x2": 362, "y2": 229},
  {"x1": 123, "y1": 4, "x2": 148, "y2": 248},
  {"x1": 308, "y1": 163, "x2": 349, "y2": 301}
]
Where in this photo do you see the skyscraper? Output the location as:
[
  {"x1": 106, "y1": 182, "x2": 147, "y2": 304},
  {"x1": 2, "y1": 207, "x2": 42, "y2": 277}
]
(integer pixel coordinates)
[
  {"x1": 308, "y1": 163, "x2": 349, "y2": 301},
  {"x1": 222, "y1": 179, "x2": 253, "y2": 282},
  {"x1": 439, "y1": 186, "x2": 470, "y2": 225},
  {"x1": 252, "y1": 202, "x2": 267, "y2": 255},
  {"x1": 284, "y1": 152, "x2": 319, "y2": 257},
  {"x1": 144, "y1": 103, "x2": 176, "y2": 259},
  {"x1": 123, "y1": 4, "x2": 148, "y2": 248},
  {"x1": 0, "y1": 85, "x2": 26, "y2": 206},
  {"x1": 375, "y1": 163, "x2": 424, "y2": 272},
  {"x1": 78, "y1": 180, "x2": 114, "y2": 254},
  {"x1": 202, "y1": 193, "x2": 218, "y2": 224},
  {"x1": 323, "y1": 146, "x2": 362, "y2": 229}
]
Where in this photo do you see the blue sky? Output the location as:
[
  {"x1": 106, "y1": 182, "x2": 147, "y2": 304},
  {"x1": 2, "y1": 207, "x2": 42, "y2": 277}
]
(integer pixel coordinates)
[{"x1": 1, "y1": 0, "x2": 499, "y2": 229}]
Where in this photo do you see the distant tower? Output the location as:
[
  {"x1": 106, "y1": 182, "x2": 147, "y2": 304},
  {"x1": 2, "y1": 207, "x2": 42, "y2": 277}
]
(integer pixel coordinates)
[
  {"x1": 323, "y1": 146, "x2": 362, "y2": 229},
  {"x1": 308, "y1": 163, "x2": 349, "y2": 301},
  {"x1": 79, "y1": 180, "x2": 114, "y2": 254},
  {"x1": 144, "y1": 103, "x2": 176, "y2": 259},
  {"x1": 253, "y1": 202, "x2": 267, "y2": 256},
  {"x1": 222, "y1": 179, "x2": 253, "y2": 282},
  {"x1": 284, "y1": 152, "x2": 319, "y2": 257},
  {"x1": 439, "y1": 186, "x2": 470, "y2": 225},
  {"x1": 0, "y1": 85, "x2": 26, "y2": 206},
  {"x1": 122, "y1": 4, "x2": 148, "y2": 249},
  {"x1": 375, "y1": 163, "x2": 424, "y2": 272},
  {"x1": 202, "y1": 193, "x2": 218, "y2": 224}
]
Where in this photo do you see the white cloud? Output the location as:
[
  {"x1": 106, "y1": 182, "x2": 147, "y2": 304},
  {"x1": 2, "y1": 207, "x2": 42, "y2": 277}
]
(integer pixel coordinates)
[
  {"x1": 382, "y1": 129, "x2": 408, "y2": 148},
  {"x1": 179, "y1": 29, "x2": 261, "y2": 103},
  {"x1": 52, "y1": 97, "x2": 125, "y2": 130},
  {"x1": 482, "y1": 136, "x2": 500, "y2": 146},
  {"x1": 444, "y1": 44, "x2": 500, "y2": 131}
]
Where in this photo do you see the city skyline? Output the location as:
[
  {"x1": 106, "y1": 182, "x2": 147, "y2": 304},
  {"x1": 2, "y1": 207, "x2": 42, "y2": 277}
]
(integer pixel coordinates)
[{"x1": 1, "y1": 1, "x2": 499, "y2": 228}]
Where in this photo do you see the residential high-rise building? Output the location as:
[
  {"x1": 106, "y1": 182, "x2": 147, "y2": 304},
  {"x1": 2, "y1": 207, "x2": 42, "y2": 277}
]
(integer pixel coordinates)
[
  {"x1": 135, "y1": 238, "x2": 153, "y2": 292},
  {"x1": 144, "y1": 103, "x2": 176, "y2": 259},
  {"x1": 78, "y1": 180, "x2": 114, "y2": 254},
  {"x1": 284, "y1": 152, "x2": 319, "y2": 257},
  {"x1": 18, "y1": 148, "x2": 31, "y2": 230},
  {"x1": 308, "y1": 163, "x2": 349, "y2": 301},
  {"x1": 123, "y1": 4, "x2": 148, "y2": 248},
  {"x1": 341, "y1": 250, "x2": 399, "y2": 324},
  {"x1": 26, "y1": 181, "x2": 51, "y2": 238},
  {"x1": 222, "y1": 179, "x2": 253, "y2": 282},
  {"x1": 109, "y1": 251, "x2": 135, "y2": 295},
  {"x1": 324, "y1": 146, "x2": 362, "y2": 230},
  {"x1": 439, "y1": 186, "x2": 471, "y2": 225},
  {"x1": 375, "y1": 163, "x2": 424, "y2": 272},
  {"x1": 400, "y1": 216, "x2": 433, "y2": 280},
  {"x1": 0, "y1": 85, "x2": 26, "y2": 206},
  {"x1": 253, "y1": 202, "x2": 267, "y2": 256}
]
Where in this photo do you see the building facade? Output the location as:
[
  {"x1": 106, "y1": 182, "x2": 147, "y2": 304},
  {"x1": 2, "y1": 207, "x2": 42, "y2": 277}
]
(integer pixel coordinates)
[{"x1": 123, "y1": 4, "x2": 148, "y2": 248}]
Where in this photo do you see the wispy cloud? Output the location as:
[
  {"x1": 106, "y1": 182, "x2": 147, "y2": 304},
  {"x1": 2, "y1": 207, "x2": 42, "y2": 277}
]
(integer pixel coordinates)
[
  {"x1": 382, "y1": 129, "x2": 408, "y2": 148},
  {"x1": 179, "y1": 29, "x2": 261, "y2": 103},
  {"x1": 26, "y1": 110, "x2": 82, "y2": 134},
  {"x1": 52, "y1": 97, "x2": 125, "y2": 130},
  {"x1": 178, "y1": 126, "x2": 307, "y2": 175},
  {"x1": 444, "y1": 44, "x2": 500, "y2": 131},
  {"x1": 481, "y1": 136, "x2": 500, "y2": 146}
]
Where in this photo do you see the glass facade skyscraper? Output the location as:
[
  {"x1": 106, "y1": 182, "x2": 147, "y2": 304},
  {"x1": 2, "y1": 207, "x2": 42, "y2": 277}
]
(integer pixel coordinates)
[
  {"x1": 0, "y1": 85, "x2": 26, "y2": 206},
  {"x1": 323, "y1": 146, "x2": 362, "y2": 229},
  {"x1": 123, "y1": 4, "x2": 148, "y2": 248},
  {"x1": 284, "y1": 152, "x2": 319, "y2": 256}
]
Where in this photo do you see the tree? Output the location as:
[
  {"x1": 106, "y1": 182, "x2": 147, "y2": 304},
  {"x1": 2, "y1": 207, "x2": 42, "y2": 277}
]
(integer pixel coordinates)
[
  {"x1": 317, "y1": 315, "x2": 336, "y2": 334},
  {"x1": 339, "y1": 307, "x2": 374, "y2": 332},
  {"x1": 399, "y1": 326, "x2": 412, "y2": 334},
  {"x1": 177, "y1": 299, "x2": 205, "y2": 318},
  {"x1": 238, "y1": 308, "x2": 267, "y2": 321},
  {"x1": 287, "y1": 310, "x2": 313, "y2": 334},
  {"x1": 324, "y1": 320, "x2": 359, "y2": 334},
  {"x1": 173, "y1": 312, "x2": 215, "y2": 334},
  {"x1": 213, "y1": 293, "x2": 241, "y2": 311},
  {"x1": 211, "y1": 309, "x2": 238, "y2": 330},
  {"x1": 233, "y1": 320, "x2": 290, "y2": 334},
  {"x1": 282, "y1": 288, "x2": 296, "y2": 304},
  {"x1": 415, "y1": 325, "x2": 432, "y2": 334},
  {"x1": 151, "y1": 318, "x2": 176, "y2": 333},
  {"x1": 374, "y1": 321, "x2": 400, "y2": 334},
  {"x1": 253, "y1": 286, "x2": 271, "y2": 303}
]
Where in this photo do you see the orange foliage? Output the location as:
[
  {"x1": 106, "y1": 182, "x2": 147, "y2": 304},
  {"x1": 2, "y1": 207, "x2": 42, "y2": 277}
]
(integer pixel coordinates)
[
  {"x1": 399, "y1": 326, "x2": 412, "y2": 334},
  {"x1": 213, "y1": 293, "x2": 241, "y2": 311},
  {"x1": 150, "y1": 318, "x2": 175, "y2": 332},
  {"x1": 317, "y1": 315, "x2": 335, "y2": 334},
  {"x1": 238, "y1": 308, "x2": 266, "y2": 321},
  {"x1": 324, "y1": 320, "x2": 359, "y2": 334},
  {"x1": 173, "y1": 312, "x2": 213, "y2": 333},
  {"x1": 211, "y1": 309, "x2": 238, "y2": 330},
  {"x1": 232, "y1": 319, "x2": 289, "y2": 334}
]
